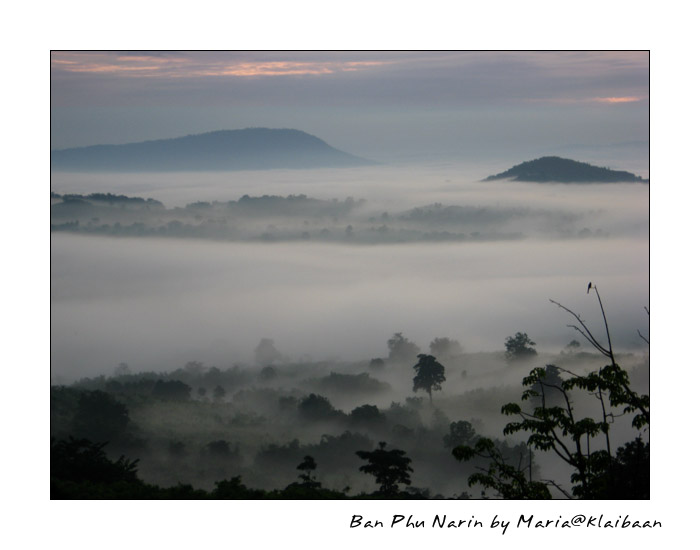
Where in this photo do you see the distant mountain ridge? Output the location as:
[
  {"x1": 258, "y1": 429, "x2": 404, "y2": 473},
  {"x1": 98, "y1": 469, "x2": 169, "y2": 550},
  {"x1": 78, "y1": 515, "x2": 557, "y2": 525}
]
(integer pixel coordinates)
[
  {"x1": 484, "y1": 156, "x2": 648, "y2": 183},
  {"x1": 51, "y1": 128, "x2": 375, "y2": 172}
]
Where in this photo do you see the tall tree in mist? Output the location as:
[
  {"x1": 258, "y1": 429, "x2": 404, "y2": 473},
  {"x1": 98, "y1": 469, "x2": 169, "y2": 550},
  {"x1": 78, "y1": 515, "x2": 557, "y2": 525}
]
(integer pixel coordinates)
[
  {"x1": 412, "y1": 354, "x2": 446, "y2": 403},
  {"x1": 504, "y1": 332, "x2": 537, "y2": 362},
  {"x1": 429, "y1": 337, "x2": 464, "y2": 359},
  {"x1": 255, "y1": 338, "x2": 282, "y2": 365},
  {"x1": 387, "y1": 332, "x2": 420, "y2": 363},
  {"x1": 296, "y1": 455, "x2": 321, "y2": 489}
]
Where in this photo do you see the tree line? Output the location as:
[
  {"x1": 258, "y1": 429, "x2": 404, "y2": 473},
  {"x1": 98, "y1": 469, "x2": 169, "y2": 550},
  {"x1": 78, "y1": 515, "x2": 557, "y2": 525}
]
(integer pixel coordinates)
[{"x1": 51, "y1": 287, "x2": 649, "y2": 499}]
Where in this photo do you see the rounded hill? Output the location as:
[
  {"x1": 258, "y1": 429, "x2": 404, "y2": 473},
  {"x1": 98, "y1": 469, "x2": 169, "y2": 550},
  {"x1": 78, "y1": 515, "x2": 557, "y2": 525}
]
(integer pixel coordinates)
[
  {"x1": 51, "y1": 128, "x2": 376, "y2": 172},
  {"x1": 484, "y1": 156, "x2": 648, "y2": 183}
]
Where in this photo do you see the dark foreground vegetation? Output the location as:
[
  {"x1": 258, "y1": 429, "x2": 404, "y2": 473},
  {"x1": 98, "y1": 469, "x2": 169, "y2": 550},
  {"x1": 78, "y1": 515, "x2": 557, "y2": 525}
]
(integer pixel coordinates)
[{"x1": 51, "y1": 287, "x2": 649, "y2": 499}]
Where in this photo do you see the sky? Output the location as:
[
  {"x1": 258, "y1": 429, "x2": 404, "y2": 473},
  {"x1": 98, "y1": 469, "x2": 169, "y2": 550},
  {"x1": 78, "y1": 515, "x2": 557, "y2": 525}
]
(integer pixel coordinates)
[
  {"x1": 48, "y1": 49, "x2": 651, "y2": 378},
  {"x1": 51, "y1": 51, "x2": 649, "y2": 165}
]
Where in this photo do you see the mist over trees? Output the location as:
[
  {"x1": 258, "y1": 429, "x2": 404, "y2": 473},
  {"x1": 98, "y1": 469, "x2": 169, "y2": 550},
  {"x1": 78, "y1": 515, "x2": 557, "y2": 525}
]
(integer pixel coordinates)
[
  {"x1": 51, "y1": 287, "x2": 649, "y2": 499},
  {"x1": 429, "y1": 337, "x2": 464, "y2": 359},
  {"x1": 50, "y1": 187, "x2": 634, "y2": 244},
  {"x1": 49, "y1": 51, "x2": 649, "y2": 508},
  {"x1": 387, "y1": 333, "x2": 421, "y2": 363},
  {"x1": 412, "y1": 354, "x2": 446, "y2": 403},
  {"x1": 255, "y1": 338, "x2": 283, "y2": 365},
  {"x1": 49, "y1": 162, "x2": 649, "y2": 501},
  {"x1": 504, "y1": 332, "x2": 538, "y2": 362}
]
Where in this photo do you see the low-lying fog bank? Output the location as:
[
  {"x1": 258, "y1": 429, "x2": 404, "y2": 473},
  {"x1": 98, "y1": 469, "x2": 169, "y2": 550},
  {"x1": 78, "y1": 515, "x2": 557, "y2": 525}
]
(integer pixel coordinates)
[
  {"x1": 51, "y1": 346, "x2": 649, "y2": 497},
  {"x1": 50, "y1": 163, "x2": 648, "y2": 498},
  {"x1": 51, "y1": 233, "x2": 648, "y2": 382}
]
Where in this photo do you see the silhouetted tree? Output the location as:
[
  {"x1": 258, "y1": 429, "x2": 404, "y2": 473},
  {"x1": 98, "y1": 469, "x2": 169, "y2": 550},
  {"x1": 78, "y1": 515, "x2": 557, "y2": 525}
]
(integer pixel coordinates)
[
  {"x1": 113, "y1": 362, "x2": 131, "y2": 376},
  {"x1": 499, "y1": 289, "x2": 649, "y2": 498},
  {"x1": 412, "y1": 354, "x2": 446, "y2": 403},
  {"x1": 527, "y1": 364, "x2": 565, "y2": 404},
  {"x1": 451, "y1": 288, "x2": 650, "y2": 499},
  {"x1": 298, "y1": 394, "x2": 343, "y2": 422},
  {"x1": 349, "y1": 404, "x2": 386, "y2": 428},
  {"x1": 255, "y1": 338, "x2": 282, "y2": 365},
  {"x1": 356, "y1": 441, "x2": 413, "y2": 495},
  {"x1": 443, "y1": 420, "x2": 478, "y2": 449},
  {"x1": 502, "y1": 362, "x2": 648, "y2": 498},
  {"x1": 296, "y1": 455, "x2": 321, "y2": 489},
  {"x1": 212, "y1": 476, "x2": 266, "y2": 499},
  {"x1": 387, "y1": 332, "x2": 420, "y2": 363},
  {"x1": 259, "y1": 365, "x2": 277, "y2": 382},
  {"x1": 429, "y1": 337, "x2": 464, "y2": 359},
  {"x1": 504, "y1": 332, "x2": 537, "y2": 362},
  {"x1": 564, "y1": 339, "x2": 581, "y2": 352},
  {"x1": 550, "y1": 286, "x2": 649, "y2": 428},
  {"x1": 452, "y1": 437, "x2": 551, "y2": 499}
]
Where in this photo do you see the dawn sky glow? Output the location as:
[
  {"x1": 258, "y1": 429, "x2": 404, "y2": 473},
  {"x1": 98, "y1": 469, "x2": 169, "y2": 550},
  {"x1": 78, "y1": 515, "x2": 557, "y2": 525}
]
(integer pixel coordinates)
[{"x1": 51, "y1": 51, "x2": 649, "y2": 165}]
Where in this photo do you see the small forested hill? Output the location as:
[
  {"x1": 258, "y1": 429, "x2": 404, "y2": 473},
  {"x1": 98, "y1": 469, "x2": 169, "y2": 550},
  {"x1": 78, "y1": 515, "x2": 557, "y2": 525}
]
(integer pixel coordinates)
[
  {"x1": 484, "y1": 156, "x2": 648, "y2": 183},
  {"x1": 51, "y1": 128, "x2": 375, "y2": 172}
]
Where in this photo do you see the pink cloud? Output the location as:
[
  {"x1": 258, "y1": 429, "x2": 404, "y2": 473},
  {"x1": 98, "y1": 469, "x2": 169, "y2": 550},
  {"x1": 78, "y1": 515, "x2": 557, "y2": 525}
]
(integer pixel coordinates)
[
  {"x1": 591, "y1": 96, "x2": 641, "y2": 103},
  {"x1": 51, "y1": 52, "x2": 390, "y2": 79},
  {"x1": 195, "y1": 62, "x2": 336, "y2": 77},
  {"x1": 526, "y1": 96, "x2": 645, "y2": 105}
]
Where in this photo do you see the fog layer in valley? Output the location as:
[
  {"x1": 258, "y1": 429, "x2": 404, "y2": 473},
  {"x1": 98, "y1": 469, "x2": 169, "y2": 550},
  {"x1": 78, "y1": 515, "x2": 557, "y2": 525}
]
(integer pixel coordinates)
[
  {"x1": 51, "y1": 163, "x2": 648, "y2": 381},
  {"x1": 51, "y1": 161, "x2": 649, "y2": 498},
  {"x1": 49, "y1": 51, "x2": 650, "y2": 501}
]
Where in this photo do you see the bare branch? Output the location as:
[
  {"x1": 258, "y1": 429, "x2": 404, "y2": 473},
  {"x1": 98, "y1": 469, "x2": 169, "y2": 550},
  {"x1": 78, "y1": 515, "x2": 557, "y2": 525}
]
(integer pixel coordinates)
[
  {"x1": 592, "y1": 286, "x2": 616, "y2": 365},
  {"x1": 566, "y1": 324, "x2": 609, "y2": 355},
  {"x1": 551, "y1": 299, "x2": 611, "y2": 358}
]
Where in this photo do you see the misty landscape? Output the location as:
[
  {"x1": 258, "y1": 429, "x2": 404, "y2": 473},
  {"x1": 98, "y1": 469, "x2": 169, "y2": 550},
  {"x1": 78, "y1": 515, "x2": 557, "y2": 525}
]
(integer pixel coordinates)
[{"x1": 50, "y1": 51, "x2": 649, "y2": 500}]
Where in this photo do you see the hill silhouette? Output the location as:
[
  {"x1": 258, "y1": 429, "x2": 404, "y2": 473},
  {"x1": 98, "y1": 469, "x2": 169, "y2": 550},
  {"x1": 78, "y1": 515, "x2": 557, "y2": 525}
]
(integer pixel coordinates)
[
  {"x1": 484, "y1": 156, "x2": 648, "y2": 183},
  {"x1": 51, "y1": 128, "x2": 375, "y2": 172}
]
